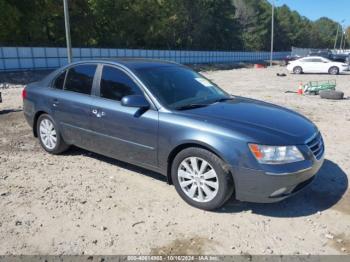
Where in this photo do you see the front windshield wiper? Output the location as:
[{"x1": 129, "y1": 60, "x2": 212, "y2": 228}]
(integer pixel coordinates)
[
  {"x1": 174, "y1": 103, "x2": 210, "y2": 110},
  {"x1": 175, "y1": 96, "x2": 234, "y2": 110},
  {"x1": 212, "y1": 96, "x2": 235, "y2": 103}
]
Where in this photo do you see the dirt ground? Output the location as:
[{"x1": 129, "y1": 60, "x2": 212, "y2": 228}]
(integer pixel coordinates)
[{"x1": 0, "y1": 66, "x2": 349, "y2": 255}]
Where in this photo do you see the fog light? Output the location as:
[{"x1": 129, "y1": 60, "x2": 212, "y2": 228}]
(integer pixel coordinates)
[{"x1": 270, "y1": 187, "x2": 287, "y2": 197}]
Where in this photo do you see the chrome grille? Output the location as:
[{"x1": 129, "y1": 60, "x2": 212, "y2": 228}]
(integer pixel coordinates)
[{"x1": 306, "y1": 132, "x2": 324, "y2": 160}]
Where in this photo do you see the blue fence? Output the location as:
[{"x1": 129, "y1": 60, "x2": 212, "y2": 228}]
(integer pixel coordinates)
[{"x1": 0, "y1": 47, "x2": 290, "y2": 71}]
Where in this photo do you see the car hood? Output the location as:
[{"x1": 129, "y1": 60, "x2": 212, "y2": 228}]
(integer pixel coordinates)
[{"x1": 178, "y1": 97, "x2": 318, "y2": 145}]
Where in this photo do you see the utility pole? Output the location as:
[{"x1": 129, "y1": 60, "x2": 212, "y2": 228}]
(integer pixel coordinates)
[
  {"x1": 270, "y1": 0, "x2": 275, "y2": 67},
  {"x1": 334, "y1": 20, "x2": 345, "y2": 51},
  {"x1": 343, "y1": 32, "x2": 347, "y2": 50},
  {"x1": 340, "y1": 29, "x2": 344, "y2": 50},
  {"x1": 339, "y1": 20, "x2": 346, "y2": 50},
  {"x1": 63, "y1": 0, "x2": 72, "y2": 63},
  {"x1": 334, "y1": 24, "x2": 340, "y2": 50}
]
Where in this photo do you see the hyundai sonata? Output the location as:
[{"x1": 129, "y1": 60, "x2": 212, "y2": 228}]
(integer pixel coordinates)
[{"x1": 23, "y1": 59, "x2": 324, "y2": 210}]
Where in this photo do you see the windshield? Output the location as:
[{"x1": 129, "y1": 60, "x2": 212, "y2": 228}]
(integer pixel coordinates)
[{"x1": 134, "y1": 65, "x2": 229, "y2": 110}]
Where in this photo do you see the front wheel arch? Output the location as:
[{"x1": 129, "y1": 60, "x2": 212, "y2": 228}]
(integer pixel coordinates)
[
  {"x1": 166, "y1": 143, "x2": 232, "y2": 184},
  {"x1": 170, "y1": 146, "x2": 234, "y2": 210}
]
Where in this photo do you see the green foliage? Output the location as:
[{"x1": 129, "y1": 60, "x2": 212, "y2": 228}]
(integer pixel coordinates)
[
  {"x1": 310, "y1": 17, "x2": 339, "y2": 49},
  {"x1": 346, "y1": 27, "x2": 350, "y2": 49},
  {"x1": 0, "y1": 0, "x2": 345, "y2": 51},
  {"x1": 233, "y1": 0, "x2": 271, "y2": 50}
]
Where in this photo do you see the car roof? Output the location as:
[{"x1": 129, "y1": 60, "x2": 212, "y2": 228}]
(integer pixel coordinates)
[
  {"x1": 68, "y1": 58, "x2": 179, "y2": 70},
  {"x1": 304, "y1": 56, "x2": 326, "y2": 59}
]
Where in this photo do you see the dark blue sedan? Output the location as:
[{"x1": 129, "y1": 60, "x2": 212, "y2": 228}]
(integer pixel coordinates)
[{"x1": 23, "y1": 59, "x2": 324, "y2": 210}]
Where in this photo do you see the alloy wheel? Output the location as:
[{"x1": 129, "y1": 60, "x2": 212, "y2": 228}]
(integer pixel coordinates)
[
  {"x1": 177, "y1": 157, "x2": 219, "y2": 202},
  {"x1": 293, "y1": 67, "x2": 302, "y2": 74},
  {"x1": 329, "y1": 67, "x2": 338, "y2": 75},
  {"x1": 39, "y1": 118, "x2": 57, "y2": 150}
]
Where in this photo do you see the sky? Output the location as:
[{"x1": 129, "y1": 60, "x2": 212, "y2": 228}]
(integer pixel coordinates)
[{"x1": 270, "y1": 0, "x2": 349, "y2": 27}]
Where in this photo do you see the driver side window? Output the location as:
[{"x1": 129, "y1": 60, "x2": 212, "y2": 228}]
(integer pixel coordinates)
[{"x1": 100, "y1": 66, "x2": 142, "y2": 101}]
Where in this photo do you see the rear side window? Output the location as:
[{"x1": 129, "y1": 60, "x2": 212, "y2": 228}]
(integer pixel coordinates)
[
  {"x1": 64, "y1": 65, "x2": 97, "y2": 95},
  {"x1": 100, "y1": 66, "x2": 142, "y2": 101},
  {"x1": 53, "y1": 71, "x2": 66, "y2": 89},
  {"x1": 302, "y1": 58, "x2": 313, "y2": 62}
]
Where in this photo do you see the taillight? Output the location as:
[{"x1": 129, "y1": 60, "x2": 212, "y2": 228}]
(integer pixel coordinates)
[{"x1": 22, "y1": 87, "x2": 27, "y2": 99}]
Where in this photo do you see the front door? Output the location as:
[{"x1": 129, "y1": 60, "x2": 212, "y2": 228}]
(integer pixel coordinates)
[
  {"x1": 309, "y1": 58, "x2": 327, "y2": 73},
  {"x1": 89, "y1": 65, "x2": 158, "y2": 168}
]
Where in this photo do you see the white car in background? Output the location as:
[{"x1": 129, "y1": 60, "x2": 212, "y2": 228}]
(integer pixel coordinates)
[{"x1": 287, "y1": 56, "x2": 349, "y2": 75}]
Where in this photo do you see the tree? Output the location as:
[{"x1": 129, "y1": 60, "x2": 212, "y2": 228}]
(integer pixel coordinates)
[
  {"x1": 343, "y1": 27, "x2": 350, "y2": 49},
  {"x1": 0, "y1": 0, "x2": 21, "y2": 44},
  {"x1": 89, "y1": 0, "x2": 242, "y2": 50},
  {"x1": 233, "y1": 0, "x2": 271, "y2": 50},
  {"x1": 274, "y1": 5, "x2": 312, "y2": 50},
  {"x1": 309, "y1": 17, "x2": 339, "y2": 49},
  {"x1": 0, "y1": 0, "x2": 346, "y2": 51}
]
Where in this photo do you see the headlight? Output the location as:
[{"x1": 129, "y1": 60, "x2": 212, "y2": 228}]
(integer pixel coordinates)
[{"x1": 248, "y1": 144, "x2": 304, "y2": 164}]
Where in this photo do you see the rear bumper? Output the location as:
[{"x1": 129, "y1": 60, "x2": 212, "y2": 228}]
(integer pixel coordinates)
[
  {"x1": 24, "y1": 111, "x2": 34, "y2": 128},
  {"x1": 230, "y1": 155, "x2": 324, "y2": 203},
  {"x1": 23, "y1": 99, "x2": 35, "y2": 131}
]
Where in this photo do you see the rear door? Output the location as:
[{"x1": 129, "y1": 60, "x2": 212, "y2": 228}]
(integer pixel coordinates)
[
  {"x1": 299, "y1": 58, "x2": 313, "y2": 72},
  {"x1": 89, "y1": 64, "x2": 158, "y2": 168},
  {"x1": 51, "y1": 64, "x2": 97, "y2": 150},
  {"x1": 309, "y1": 58, "x2": 327, "y2": 73}
]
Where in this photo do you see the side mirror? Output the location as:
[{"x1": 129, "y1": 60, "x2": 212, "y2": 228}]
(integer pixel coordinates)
[{"x1": 121, "y1": 95, "x2": 150, "y2": 109}]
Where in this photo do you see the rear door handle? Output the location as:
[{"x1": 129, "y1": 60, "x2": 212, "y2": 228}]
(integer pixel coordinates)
[
  {"x1": 53, "y1": 99, "x2": 59, "y2": 107},
  {"x1": 92, "y1": 109, "x2": 105, "y2": 118}
]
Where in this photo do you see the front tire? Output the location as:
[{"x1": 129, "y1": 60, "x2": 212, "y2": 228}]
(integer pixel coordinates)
[
  {"x1": 293, "y1": 66, "x2": 303, "y2": 74},
  {"x1": 328, "y1": 66, "x2": 339, "y2": 75},
  {"x1": 171, "y1": 147, "x2": 234, "y2": 210},
  {"x1": 37, "y1": 114, "x2": 69, "y2": 154}
]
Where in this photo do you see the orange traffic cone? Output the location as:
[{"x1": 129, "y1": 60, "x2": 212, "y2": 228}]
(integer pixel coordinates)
[{"x1": 297, "y1": 82, "x2": 303, "y2": 95}]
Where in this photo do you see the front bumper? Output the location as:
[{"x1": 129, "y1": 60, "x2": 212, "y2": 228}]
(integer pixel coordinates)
[
  {"x1": 230, "y1": 154, "x2": 324, "y2": 203},
  {"x1": 341, "y1": 66, "x2": 350, "y2": 72}
]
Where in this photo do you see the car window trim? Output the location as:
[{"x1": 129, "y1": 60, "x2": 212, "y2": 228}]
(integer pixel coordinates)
[
  {"x1": 91, "y1": 63, "x2": 102, "y2": 97},
  {"x1": 95, "y1": 63, "x2": 157, "y2": 110},
  {"x1": 50, "y1": 70, "x2": 67, "y2": 90}
]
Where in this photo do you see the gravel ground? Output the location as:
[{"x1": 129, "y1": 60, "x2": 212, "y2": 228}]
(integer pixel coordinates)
[{"x1": 0, "y1": 66, "x2": 349, "y2": 255}]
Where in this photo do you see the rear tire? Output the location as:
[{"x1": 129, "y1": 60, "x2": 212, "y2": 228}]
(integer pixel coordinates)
[
  {"x1": 293, "y1": 66, "x2": 303, "y2": 74},
  {"x1": 328, "y1": 66, "x2": 339, "y2": 75},
  {"x1": 171, "y1": 147, "x2": 234, "y2": 211},
  {"x1": 37, "y1": 114, "x2": 69, "y2": 154}
]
